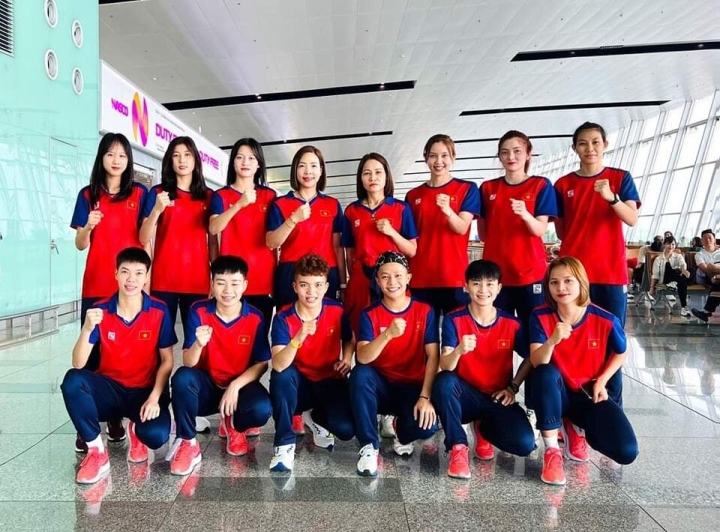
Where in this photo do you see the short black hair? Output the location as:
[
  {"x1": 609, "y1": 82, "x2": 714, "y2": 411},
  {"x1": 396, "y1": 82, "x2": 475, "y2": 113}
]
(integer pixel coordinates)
[
  {"x1": 116, "y1": 247, "x2": 151, "y2": 270},
  {"x1": 465, "y1": 260, "x2": 501, "y2": 282},
  {"x1": 701, "y1": 228, "x2": 715, "y2": 238},
  {"x1": 572, "y1": 121, "x2": 607, "y2": 146},
  {"x1": 663, "y1": 236, "x2": 676, "y2": 245},
  {"x1": 211, "y1": 255, "x2": 248, "y2": 278}
]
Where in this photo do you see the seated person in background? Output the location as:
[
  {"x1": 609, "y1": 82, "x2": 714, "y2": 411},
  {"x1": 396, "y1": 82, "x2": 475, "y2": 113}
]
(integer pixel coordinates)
[
  {"x1": 691, "y1": 229, "x2": 720, "y2": 322},
  {"x1": 691, "y1": 236, "x2": 703, "y2": 252},
  {"x1": 61, "y1": 247, "x2": 176, "y2": 484},
  {"x1": 433, "y1": 260, "x2": 535, "y2": 480},
  {"x1": 649, "y1": 236, "x2": 691, "y2": 316},
  {"x1": 649, "y1": 235, "x2": 664, "y2": 252},
  {"x1": 663, "y1": 230, "x2": 674, "y2": 241},
  {"x1": 169, "y1": 256, "x2": 272, "y2": 476}
]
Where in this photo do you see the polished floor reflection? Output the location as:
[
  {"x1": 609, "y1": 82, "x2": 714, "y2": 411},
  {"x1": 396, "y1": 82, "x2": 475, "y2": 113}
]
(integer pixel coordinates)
[{"x1": 0, "y1": 297, "x2": 718, "y2": 531}]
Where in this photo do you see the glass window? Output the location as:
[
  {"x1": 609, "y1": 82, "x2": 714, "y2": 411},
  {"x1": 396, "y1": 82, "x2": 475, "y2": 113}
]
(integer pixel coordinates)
[
  {"x1": 663, "y1": 105, "x2": 684, "y2": 132},
  {"x1": 607, "y1": 130, "x2": 619, "y2": 149},
  {"x1": 641, "y1": 114, "x2": 659, "y2": 139},
  {"x1": 691, "y1": 164, "x2": 715, "y2": 211},
  {"x1": 631, "y1": 141, "x2": 651, "y2": 177},
  {"x1": 705, "y1": 121, "x2": 720, "y2": 163},
  {"x1": 676, "y1": 125, "x2": 704, "y2": 168},
  {"x1": 689, "y1": 94, "x2": 714, "y2": 124},
  {"x1": 652, "y1": 133, "x2": 677, "y2": 173},
  {"x1": 642, "y1": 172, "x2": 664, "y2": 213},
  {"x1": 633, "y1": 215, "x2": 654, "y2": 243},
  {"x1": 684, "y1": 212, "x2": 701, "y2": 241},
  {"x1": 664, "y1": 168, "x2": 692, "y2": 213},
  {"x1": 657, "y1": 214, "x2": 680, "y2": 236}
]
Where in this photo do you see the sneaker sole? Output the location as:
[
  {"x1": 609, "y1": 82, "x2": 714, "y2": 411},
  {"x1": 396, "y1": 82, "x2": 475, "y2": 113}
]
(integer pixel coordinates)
[
  {"x1": 75, "y1": 445, "x2": 88, "y2": 453},
  {"x1": 475, "y1": 450, "x2": 494, "y2": 461},
  {"x1": 448, "y1": 470, "x2": 471, "y2": 479},
  {"x1": 226, "y1": 445, "x2": 249, "y2": 457},
  {"x1": 171, "y1": 455, "x2": 202, "y2": 476},
  {"x1": 269, "y1": 462, "x2": 293, "y2": 472},
  {"x1": 76, "y1": 462, "x2": 110, "y2": 484},
  {"x1": 357, "y1": 468, "x2": 378, "y2": 477},
  {"x1": 540, "y1": 473, "x2": 566, "y2": 486},
  {"x1": 127, "y1": 452, "x2": 149, "y2": 463}
]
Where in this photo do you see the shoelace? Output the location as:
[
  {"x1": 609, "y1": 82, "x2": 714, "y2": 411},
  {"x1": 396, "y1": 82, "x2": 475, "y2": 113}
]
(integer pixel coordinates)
[
  {"x1": 175, "y1": 441, "x2": 196, "y2": 463},
  {"x1": 546, "y1": 449, "x2": 563, "y2": 467},
  {"x1": 449, "y1": 449, "x2": 468, "y2": 465},
  {"x1": 81, "y1": 449, "x2": 103, "y2": 468}
]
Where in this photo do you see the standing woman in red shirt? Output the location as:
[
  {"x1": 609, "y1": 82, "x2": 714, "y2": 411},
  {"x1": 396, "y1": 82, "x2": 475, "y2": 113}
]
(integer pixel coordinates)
[
  {"x1": 266, "y1": 146, "x2": 346, "y2": 309},
  {"x1": 209, "y1": 138, "x2": 277, "y2": 326},
  {"x1": 405, "y1": 134, "x2": 480, "y2": 317},
  {"x1": 71, "y1": 132, "x2": 147, "y2": 449},
  {"x1": 479, "y1": 131, "x2": 558, "y2": 328},
  {"x1": 139, "y1": 136, "x2": 217, "y2": 339},
  {"x1": 342, "y1": 153, "x2": 418, "y2": 335},
  {"x1": 72, "y1": 132, "x2": 147, "y2": 326}
]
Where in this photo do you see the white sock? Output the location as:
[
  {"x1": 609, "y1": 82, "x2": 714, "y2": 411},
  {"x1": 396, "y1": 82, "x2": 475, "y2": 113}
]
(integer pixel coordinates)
[
  {"x1": 543, "y1": 435, "x2": 559, "y2": 449},
  {"x1": 86, "y1": 435, "x2": 104, "y2": 453},
  {"x1": 189, "y1": 437, "x2": 197, "y2": 446}
]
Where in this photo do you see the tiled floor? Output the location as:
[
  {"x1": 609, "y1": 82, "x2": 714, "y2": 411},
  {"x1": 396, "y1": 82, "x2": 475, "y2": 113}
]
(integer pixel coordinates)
[{"x1": 0, "y1": 298, "x2": 719, "y2": 531}]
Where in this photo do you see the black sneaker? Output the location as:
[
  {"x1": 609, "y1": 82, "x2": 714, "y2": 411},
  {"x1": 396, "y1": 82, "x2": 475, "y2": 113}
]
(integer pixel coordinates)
[
  {"x1": 106, "y1": 420, "x2": 127, "y2": 442},
  {"x1": 691, "y1": 308, "x2": 710, "y2": 323},
  {"x1": 75, "y1": 433, "x2": 88, "y2": 453}
]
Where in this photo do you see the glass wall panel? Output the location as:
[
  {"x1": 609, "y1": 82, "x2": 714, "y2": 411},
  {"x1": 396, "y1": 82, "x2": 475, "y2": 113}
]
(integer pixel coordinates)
[
  {"x1": 663, "y1": 106, "x2": 684, "y2": 132},
  {"x1": 631, "y1": 141, "x2": 651, "y2": 177},
  {"x1": 691, "y1": 164, "x2": 715, "y2": 211},
  {"x1": 664, "y1": 168, "x2": 692, "y2": 213},
  {"x1": 652, "y1": 133, "x2": 676, "y2": 173}
]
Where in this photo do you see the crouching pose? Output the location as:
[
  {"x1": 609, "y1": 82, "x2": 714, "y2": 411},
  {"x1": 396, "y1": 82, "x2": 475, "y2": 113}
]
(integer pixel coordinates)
[
  {"x1": 61, "y1": 248, "x2": 175, "y2": 484},
  {"x1": 530, "y1": 257, "x2": 638, "y2": 486},
  {"x1": 169, "y1": 256, "x2": 272, "y2": 475},
  {"x1": 269, "y1": 254, "x2": 355, "y2": 472},
  {"x1": 433, "y1": 260, "x2": 535, "y2": 479},
  {"x1": 350, "y1": 251, "x2": 439, "y2": 477}
]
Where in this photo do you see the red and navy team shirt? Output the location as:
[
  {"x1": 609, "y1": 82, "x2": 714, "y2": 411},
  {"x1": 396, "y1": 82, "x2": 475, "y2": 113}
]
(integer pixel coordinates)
[
  {"x1": 358, "y1": 299, "x2": 438, "y2": 384},
  {"x1": 442, "y1": 307, "x2": 528, "y2": 395},
  {"x1": 183, "y1": 299, "x2": 271, "y2": 388},
  {"x1": 271, "y1": 299, "x2": 352, "y2": 382},
  {"x1": 267, "y1": 192, "x2": 342, "y2": 266},
  {"x1": 71, "y1": 183, "x2": 147, "y2": 298},
  {"x1": 88, "y1": 292, "x2": 177, "y2": 388},
  {"x1": 341, "y1": 197, "x2": 418, "y2": 270},
  {"x1": 210, "y1": 185, "x2": 277, "y2": 296},
  {"x1": 480, "y1": 176, "x2": 557, "y2": 286},
  {"x1": 529, "y1": 303, "x2": 626, "y2": 392},
  {"x1": 142, "y1": 186, "x2": 212, "y2": 294},
  {"x1": 554, "y1": 167, "x2": 641, "y2": 285},
  {"x1": 405, "y1": 179, "x2": 481, "y2": 288}
]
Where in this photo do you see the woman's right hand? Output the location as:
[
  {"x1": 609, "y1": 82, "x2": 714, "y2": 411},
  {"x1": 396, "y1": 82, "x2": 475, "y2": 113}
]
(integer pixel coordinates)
[
  {"x1": 85, "y1": 210, "x2": 103, "y2": 230},
  {"x1": 549, "y1": 322, "x2": 572, "y2": 346}
]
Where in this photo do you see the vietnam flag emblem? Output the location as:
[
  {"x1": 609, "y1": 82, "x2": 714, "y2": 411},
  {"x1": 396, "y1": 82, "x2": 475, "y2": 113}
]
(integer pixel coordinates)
[
  {"x1": 127, "y1": 200, "x2": 138, "y2": 210},
  {"x1": 139, "y1": 330, "x2": 151, "y2": 340},
  {"x1": 497, "y1": 339, "x2": 510, "y2": 349},
  {"x1": 238, "y1": 335, "x2": 251, "y2": 345},
  {"x1": 588, "y1": 339, "x2": 599, "y2": 349}
]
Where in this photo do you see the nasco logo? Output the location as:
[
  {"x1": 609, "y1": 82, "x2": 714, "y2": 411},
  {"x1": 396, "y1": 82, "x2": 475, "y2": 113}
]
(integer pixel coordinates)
[{"x1": 131, "y1": 92, "x2": 149, "y2": 147}]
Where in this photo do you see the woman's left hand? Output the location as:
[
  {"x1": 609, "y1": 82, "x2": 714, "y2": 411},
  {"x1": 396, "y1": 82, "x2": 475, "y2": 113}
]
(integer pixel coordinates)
[
  {"x1": 592, "y1": 380, "x2": 608, "y2": 403},
  {"x1": 413, "y1": 397, "x2": 436, "y2": 430}
]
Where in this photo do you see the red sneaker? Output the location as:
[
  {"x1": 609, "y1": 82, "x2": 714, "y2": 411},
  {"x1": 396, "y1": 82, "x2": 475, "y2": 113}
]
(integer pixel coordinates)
[
  {"x1": 245, "y1": 426, "x2": 261, "y2": 437},
  {"x1": 541, "y1": 447, "x2": 566, "y2": 486},
  {"x1": 127, "y1": 421, "x2": 148, "y2": 463},
  {"x1": 170, "y1": 439, "x2": 202, "y2": 476},
  {"x1": 447, "y1": 444, "x2": 471, "y2": 479},
  {"x1": 472, "y1": 421, "x2": 494, "y2": 460},
  {"x1": 218, "y1": 418, "x2": 227, "y2": 439},
  {"x1": 292, "y1": 414, "x2": 305, "y2": 435},
  {"x1": 224, "y1": 416, "x2": 249, "y2": 456},
  {"x1": 76, "y1": 447, "x2": 110, "y2": 484},
  {"x1": 561, "y1": 418, "x2": 589, "y2": 462}
]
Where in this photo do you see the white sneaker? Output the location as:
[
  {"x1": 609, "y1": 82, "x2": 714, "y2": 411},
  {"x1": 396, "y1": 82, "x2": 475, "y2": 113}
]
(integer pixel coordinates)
[
  {"x1": 681, "y1": 307, "x2": 691, "y2": 317},
  {"x1": 379, "y1": 415, "x2": 396, "y2": 438},
  {"x1": 302, "y1": 411, "x2": 335, "y2": 450},
  {"x1": 269, "y1": 444, "x2": 295, "y2": 472},
  {"x1": 357, "y1": 444, "x2": 379, "y2": 476},
  {"x1": 666, "y1": 282, "x2": 678, "y2": 290},
  {"x1": 392, "y1": 438, "x2": 414, "y2": 456}
]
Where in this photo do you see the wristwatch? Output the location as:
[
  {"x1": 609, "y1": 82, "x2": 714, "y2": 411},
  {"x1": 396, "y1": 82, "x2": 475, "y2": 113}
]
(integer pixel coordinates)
[
  {"x1": 608, "y1": 193, "x2": 620, "y2": 205},
  {"x1": 507, "y1": 382, "x2": 520, "y2": 393}
]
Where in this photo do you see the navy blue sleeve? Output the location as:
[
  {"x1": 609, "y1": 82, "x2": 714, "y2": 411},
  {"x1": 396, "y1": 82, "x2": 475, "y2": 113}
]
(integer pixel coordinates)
[
  {"x1": 70, "y1": 189, "x2": 90, "y2": 229},
  {"x1": 400, "y1": 203, "x2": 418, "y2": 239},
  {"x1": 183, "y1": 305, "x2": 201, "y2": 349},
  {"x1": 135, "y1": 184, "x2": 148, "y2": 226},
  {"x1": 459, "y1": 182, "x2": 481, "y2": 216},
  {"x1": 606, "y1": 316, "x2": 628, "y2": 356},
  {"x1": 478, "y1": 184, "x2": 486, "y2": 218},
  {"x1": 270, "y1": 313, "x2": 291, "y2": 347},
  {"x1": 158, "y1": 306, "x2": 179, "y2": 349},
  {"x1": 142, "y1": 187, "x2": 157, "y2": 219},
  {"x1": 250, "y1": 320, "x2": 272, "y2": 363},
  {"x1": 554, "y1": 185, "x2": 564, "y2": 218},
  {"x1": 88, "y1": 324, "x2": 100, "y2": 345},
  {"x1": 357, "y1": 310, "x2": 375, "y2": 343},
  {"x1": 341, "y1": 212, "x2": 355, "y2": 248},
  {"x1": 441, "y1": 315, "x2": 459, "y2": 349},
  {"x1": 332, "y1": 199, "x2": 343, "y2": 233},
  {"x1": 513, "y1": 322, "x2": 529, "y2": 359},
  {"x1": 266, "y1": 201, "x2": 285, "y2": 231},
  {"x1": 529, "y1": 311, "x2": 548, "y2": 345},
  {"x1": 341, "y1": 312, "x2": 353, "y2": 342},
  {"x1": 209, "y1": 191, "x2": 225, "y2": 216},
  {"x1": 423, "y1": 307, "x2": 439, "y2": 344},
  {"x1": 619, "y1": 171, "x2": 641, "y2": 205},
  {"x1": 534, "y1": 179, "x2": 558, "y2": 218}
]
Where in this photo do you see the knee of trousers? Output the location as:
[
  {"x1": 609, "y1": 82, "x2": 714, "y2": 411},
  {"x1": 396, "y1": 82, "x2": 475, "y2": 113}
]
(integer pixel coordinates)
[
  {"x1": 60, "y1": 368, "x2": 91, "y2": 396},
  {"x1": 170, "y1": 366, "x2": 199, "y2": 397},
  {"x1": 348, "y1": 364, "x2": 378, "y2": 395},
  {"x1": 135, "y1": 419, "x2": 170, "y2": 450},
  {"x1": 331, "y1": 417, "x2": 355, "y2": 441},
  {"x1": 241, "y1": 396, "x2": 273, "y2": 427},
  {"x1": 432, "y1": 371, "x2": 460, "y2": 402},
  {"x1": 531, "y1": 364, "x2": 563, "y2": 390},
  {"x1": 609, "y1": 438, "x2": 639, "y2": 465},
  {"x1": 269, "y1": 368, "x2": 298, "y2": 397},
  {"x1": 509, "y1": 428, "x2": 537, "y2": 457}
]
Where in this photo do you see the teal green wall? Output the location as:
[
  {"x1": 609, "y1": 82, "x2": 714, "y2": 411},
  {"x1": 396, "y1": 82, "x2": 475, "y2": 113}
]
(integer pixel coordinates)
[{"x1": 0, "y1": 1, "x2": 99, "y2": 317}]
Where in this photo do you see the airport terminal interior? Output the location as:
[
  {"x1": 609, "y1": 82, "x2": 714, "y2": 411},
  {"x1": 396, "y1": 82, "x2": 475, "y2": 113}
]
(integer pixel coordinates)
[{"x1": 1, "y1": 1, "x2": 720, "y2": 530}]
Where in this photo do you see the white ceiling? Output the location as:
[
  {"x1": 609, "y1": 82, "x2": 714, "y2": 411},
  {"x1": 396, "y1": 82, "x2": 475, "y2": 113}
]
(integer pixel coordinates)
[{"x1": 100, "y1": 0, "x2": 720, "y2": 203}]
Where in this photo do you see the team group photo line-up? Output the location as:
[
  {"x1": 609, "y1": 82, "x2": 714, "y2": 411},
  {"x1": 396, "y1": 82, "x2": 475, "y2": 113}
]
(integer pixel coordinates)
[{"x1": 63, "y1": 122, "x2": 644, "y2": 488}]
